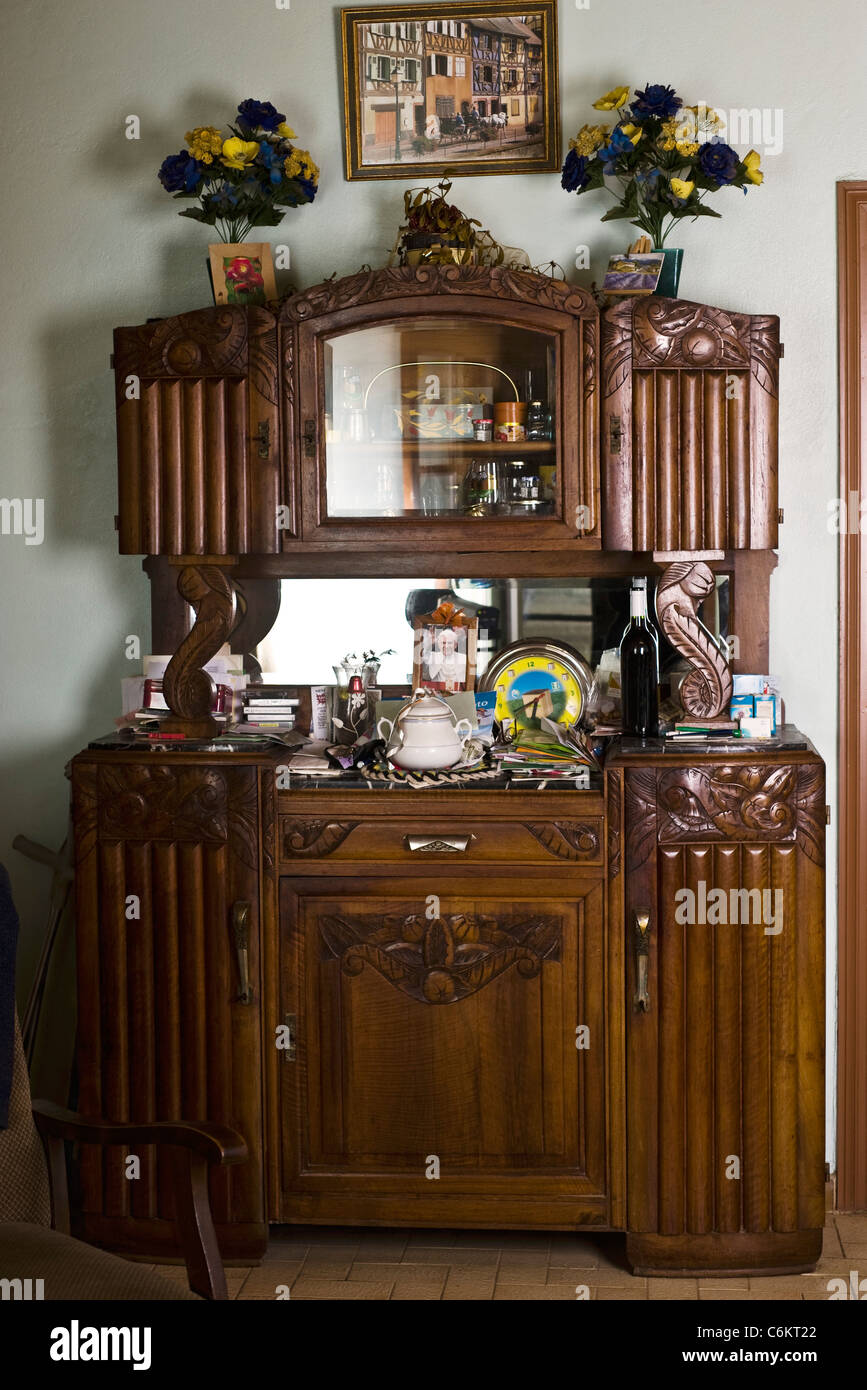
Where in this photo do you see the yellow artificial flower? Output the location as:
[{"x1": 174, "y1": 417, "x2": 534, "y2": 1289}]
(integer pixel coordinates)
[
  {"x1": 743, "y1": 149, "x2": 764, "y2": 184},
  {"x1": 185, "y1": 125, "x2": 223, "y2": 165},
  {"x1": 276, "y1": 122, "x2": 297, "y2": 140},
  {"x1": 675, "y1": 139, "x2": 700, "y2": 157},
  {"x1": 621, "y1": 123, "x2": 642, "y2": 145},
  {"x1": 592, "y1": 85, "x2": 630, "y2": 111},
  {"x1": 221, "y1": 137, "x2": 259, "y2": 170},
  {"x1": 669, "y1": 177, "x2": 695, "y2": 200},
  {"x1": 284, "y1": 147, "x2": 319, "y2": 183},
  {"x1": 569, "y1": 122, "x2": 610, "y2": 156}
]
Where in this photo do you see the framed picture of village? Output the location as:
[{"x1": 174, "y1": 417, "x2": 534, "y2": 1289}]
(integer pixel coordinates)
[{"x1": 341, "y1": 2, "x2": 560, "y2": 179}]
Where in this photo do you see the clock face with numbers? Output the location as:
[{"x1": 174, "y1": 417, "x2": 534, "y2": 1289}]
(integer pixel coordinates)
[{"x1": 481, "y1": 640, "x2": 593, "y2": 733}]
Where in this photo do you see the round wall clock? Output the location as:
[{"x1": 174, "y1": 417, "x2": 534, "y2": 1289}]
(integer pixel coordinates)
[{"x1": 480, "y1": 639, "x2": 593, "y2": 732}]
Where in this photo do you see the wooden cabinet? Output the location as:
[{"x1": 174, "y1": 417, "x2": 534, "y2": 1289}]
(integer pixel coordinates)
[
  {"x1": 112, "y1": 267, "x2": 601, "y2": 557},
  {"x1": 69, "y1": 745, "x2": 824, "y2": 1273},
  {"x1": 281, "y1": 265, "x2": 599, "y2": 550},
  {"x1": 113, "y1": 305, "x2": 283, "y2": 554},
  {"x1": 70, "y1": 754, "x2": 268, "y2": 1260},
  {"x1": 610, "y1": 745, "x2": 825, "y2": 1273},
  {"x1": 601, "y1": 296, "x2": 781, "y2": 551},
  {"x1": 277, "y1": 871, "x2": 608, "y2": 1229}
]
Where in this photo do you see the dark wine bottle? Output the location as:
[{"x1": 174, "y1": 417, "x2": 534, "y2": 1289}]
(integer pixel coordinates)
[{"x1": 620, "y1": 577, "x2": 660, "y2": 739}]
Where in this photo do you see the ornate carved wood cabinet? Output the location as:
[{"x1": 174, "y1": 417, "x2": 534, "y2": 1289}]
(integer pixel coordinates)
[
  {"x1": 71, "y1": 754, "x2": 271, "y2": 1259},
  {"x1": 66, "y1": 267, "x2": 825, "y2": 1277},
  {"x1": 609, "y1": 740, "x2": 825, "y2": 1274},
  {"x1": 601, "y1": 296, "x2": 781, "y2": 552},
  {"x1": 69, "y1": 738, "x2": 824, "y2": 1273}
]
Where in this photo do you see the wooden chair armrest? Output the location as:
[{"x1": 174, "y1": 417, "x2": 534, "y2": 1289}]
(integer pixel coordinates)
[
  {"x1": 31, "y1": 1101, "x2": 247, "y2": 1164},
  {"x1": 31, "y1": 1100, "x2": 248, "y2": 1301}
]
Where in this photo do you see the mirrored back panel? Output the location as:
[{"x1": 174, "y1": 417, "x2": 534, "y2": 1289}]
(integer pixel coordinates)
[{"x1": 257, "y1": 575, "x2": 730, "y2": 686}]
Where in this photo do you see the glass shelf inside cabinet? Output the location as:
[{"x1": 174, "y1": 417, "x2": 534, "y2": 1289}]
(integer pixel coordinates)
[{"x1": 323, "y1": 318, "x2": 558, "y2": 520}]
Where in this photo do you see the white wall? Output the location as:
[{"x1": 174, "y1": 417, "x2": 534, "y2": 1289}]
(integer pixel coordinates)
[{"x1": 1, "y1": 0, "x2": 852, "y2": 1156}]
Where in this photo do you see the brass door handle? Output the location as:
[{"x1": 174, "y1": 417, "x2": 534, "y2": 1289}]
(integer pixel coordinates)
[
  {"x1": 232, "y1": 901, "x2": 253, "y2": 1004},
  {"x1": 404, "y1": 834, "x2": 473, "y2": 853},
  {"x1": 633, "y1": 908, "x2": 651, "y2": 1012}
]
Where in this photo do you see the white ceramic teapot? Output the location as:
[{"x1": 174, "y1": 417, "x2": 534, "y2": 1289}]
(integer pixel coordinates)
[{"x1": 377, "y1": 689, "x2": 473, "y2": 771}]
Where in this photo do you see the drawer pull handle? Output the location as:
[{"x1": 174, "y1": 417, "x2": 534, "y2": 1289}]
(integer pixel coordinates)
[
  {"x1": 232, "y1": 901, "x2": 253, "y2": 1005},
  {"x1": 633, "y1": 908, "x2": 651, "y2": 1012},
  {"x1": 404, "y1": 834, "x2": 472, "y2": 854}
]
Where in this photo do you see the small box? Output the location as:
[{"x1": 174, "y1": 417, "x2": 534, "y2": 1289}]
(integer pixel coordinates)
[
  {"x1": 740, "y1": 715, "x2": 773, "y2": 739},
  {"x1": 730, "y1": 694, "x2": 755, "y2": 722},
  {"x1": 754, "y1": 696, "x2": 777, "y2": 734}
]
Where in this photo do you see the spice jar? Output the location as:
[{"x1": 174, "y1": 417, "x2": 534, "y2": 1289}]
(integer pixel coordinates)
[
  {"x1": 473, "y1": 416, "x2": 494, "y2": 442},
  {"x1": 493, "y1": 401, "x2": 527, "y2": 443}
]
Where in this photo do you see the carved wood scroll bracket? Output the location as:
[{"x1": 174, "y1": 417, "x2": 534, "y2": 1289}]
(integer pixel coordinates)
[
  {"x1": 162, "y1": 564, "x2": 238, "y2": 737},
  {"x1": 656, "y1": 560, "x2": 733, "y2": 719}
]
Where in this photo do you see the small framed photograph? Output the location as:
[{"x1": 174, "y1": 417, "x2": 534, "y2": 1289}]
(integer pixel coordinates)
[
  {"x1": 208, "y1": 243, "x2": 277, "y2": 307},
  {"x1": 602, "y1": 251, "x2": 666, "y2": 297},
  {"x1": 412, "y1": 604, "x2": 478, "y2": 693},
  {"x1": 340, "y1": 2, "x2": 560, "y2": 181}
]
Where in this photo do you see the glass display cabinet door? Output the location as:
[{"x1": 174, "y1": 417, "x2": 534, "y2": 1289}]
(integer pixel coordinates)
[{"x1": 296, "y1": 308, "x2": 598, "y2": 549}]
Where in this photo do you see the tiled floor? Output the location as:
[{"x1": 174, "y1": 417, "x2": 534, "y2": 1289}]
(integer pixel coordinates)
[{"x1": 140, "y1": 1212, "x2": 867, "y2": 1300}]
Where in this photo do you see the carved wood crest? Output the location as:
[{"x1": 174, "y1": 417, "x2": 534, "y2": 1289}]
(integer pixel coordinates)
[
  {"x1": 633, "y1": 298, "x2": 751, "y2": 370},
  {"x1": 95, "y1": 764, "x2": 259, "y2": 864},
  {"x1": 97, "y1": 766, "x2": 229, "y2": 841},
  {"x1": 280, "y1": 265, "x2": 597, "y2": 324},
  {"x1": 320, "y1": 910, "x2": 562, "y2": 1004},
  {"x1": 114, "y1": 306, "x2": 252, "y2": 383}
]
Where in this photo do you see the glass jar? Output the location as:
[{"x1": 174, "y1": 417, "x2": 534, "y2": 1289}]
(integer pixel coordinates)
[
  {"x1": 526, "y1": 399, "x2": 549, "y2": 441},
  {"x1": 462, "y1": 458, "x2": 500, "y2": 515}
]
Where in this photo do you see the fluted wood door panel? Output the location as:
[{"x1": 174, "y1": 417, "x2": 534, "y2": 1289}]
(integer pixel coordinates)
[
  {"x1": 624, "y1": 756, "x2": 825, "y2": 1246},
  {"x1": 279, "y1": 873, "x2": 608, "y2": 1226},
  {"x1": 72, "y1": 761, "x2": 265, "y2": 1239},
  {"x1": 113, "y1": 305, "x2": 284, "y2": 554},
  {"x1": 602, "y1": 296, "x2": 780, "y2": 551}
]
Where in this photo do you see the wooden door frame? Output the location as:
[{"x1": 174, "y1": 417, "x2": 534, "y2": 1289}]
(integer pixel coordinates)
[{"x1": 837, "y1": 181, "x2": 867, "y2": 1211}]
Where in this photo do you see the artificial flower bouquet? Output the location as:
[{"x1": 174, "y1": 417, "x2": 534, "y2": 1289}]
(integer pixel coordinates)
[
  {"x1": 158, "y1": 98, "x2": 319, "y2": 243},
  {"x1": 562, "y1": 83, "x2": 763, "y2": 247}
]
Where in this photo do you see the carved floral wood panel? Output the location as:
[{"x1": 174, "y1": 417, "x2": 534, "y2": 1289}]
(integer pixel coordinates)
[
  {"x1": 96, "y1": 764, "x2": 258, "y2": 868},
  {"x1": 657, "y1": 764, "x2": 801, "y2": 843},
  {"x1": 319, "y1": 909, "x2": 562, "y2": 1004}
]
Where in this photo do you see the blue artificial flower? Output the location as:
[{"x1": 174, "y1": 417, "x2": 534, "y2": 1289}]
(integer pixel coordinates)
[
  {"x1": 237, "y1": 99, "x2": 286, "y2": 132},
  {"x1": 635, "y1": 168, "x2": 661, "y2": 191},
  {"x1": 158, "y1": 150, "x2": 204, "y2": 194},
  {"x1": 561, "y1": 148, "x2": 591, "y2": 192},
  {"x1": 258, "y1": 141, "x2": 285, "y2": 185},
  {"x1": 598, "y1": 127, "x2": 636, "y2": 175},
  {"x1": 631, "y1": 84, "x2": 682, "y2": 121},
  {"x1": 698, "y1": 140, "x2": 740, "y2": 186}
]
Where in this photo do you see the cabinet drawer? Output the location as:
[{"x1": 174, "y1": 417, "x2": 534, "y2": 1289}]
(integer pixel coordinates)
[{"x1": 279, "y1": 814, "x2": 605, "y2": 866}]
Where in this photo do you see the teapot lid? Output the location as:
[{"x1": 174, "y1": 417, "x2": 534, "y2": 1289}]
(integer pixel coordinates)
[{"x1": 397, "y1": 688, "x2": 454, "y2": 720}]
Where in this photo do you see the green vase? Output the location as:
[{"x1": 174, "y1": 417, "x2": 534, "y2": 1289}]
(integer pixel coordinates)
[{"x1": 654, "y1": 247, "x2": 683, "y2": 297}]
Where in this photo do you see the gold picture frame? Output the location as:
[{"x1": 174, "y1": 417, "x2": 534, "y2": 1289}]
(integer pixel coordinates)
[
  {"x1": 341, "y1": 2, "x2": 560, "y2": 181},
  {"x1": 208, "y1": 243, "x2": 277, "y2": 307},
  {"x1": 412, "y1": 602, "x2": 478, "y2": 694}
]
